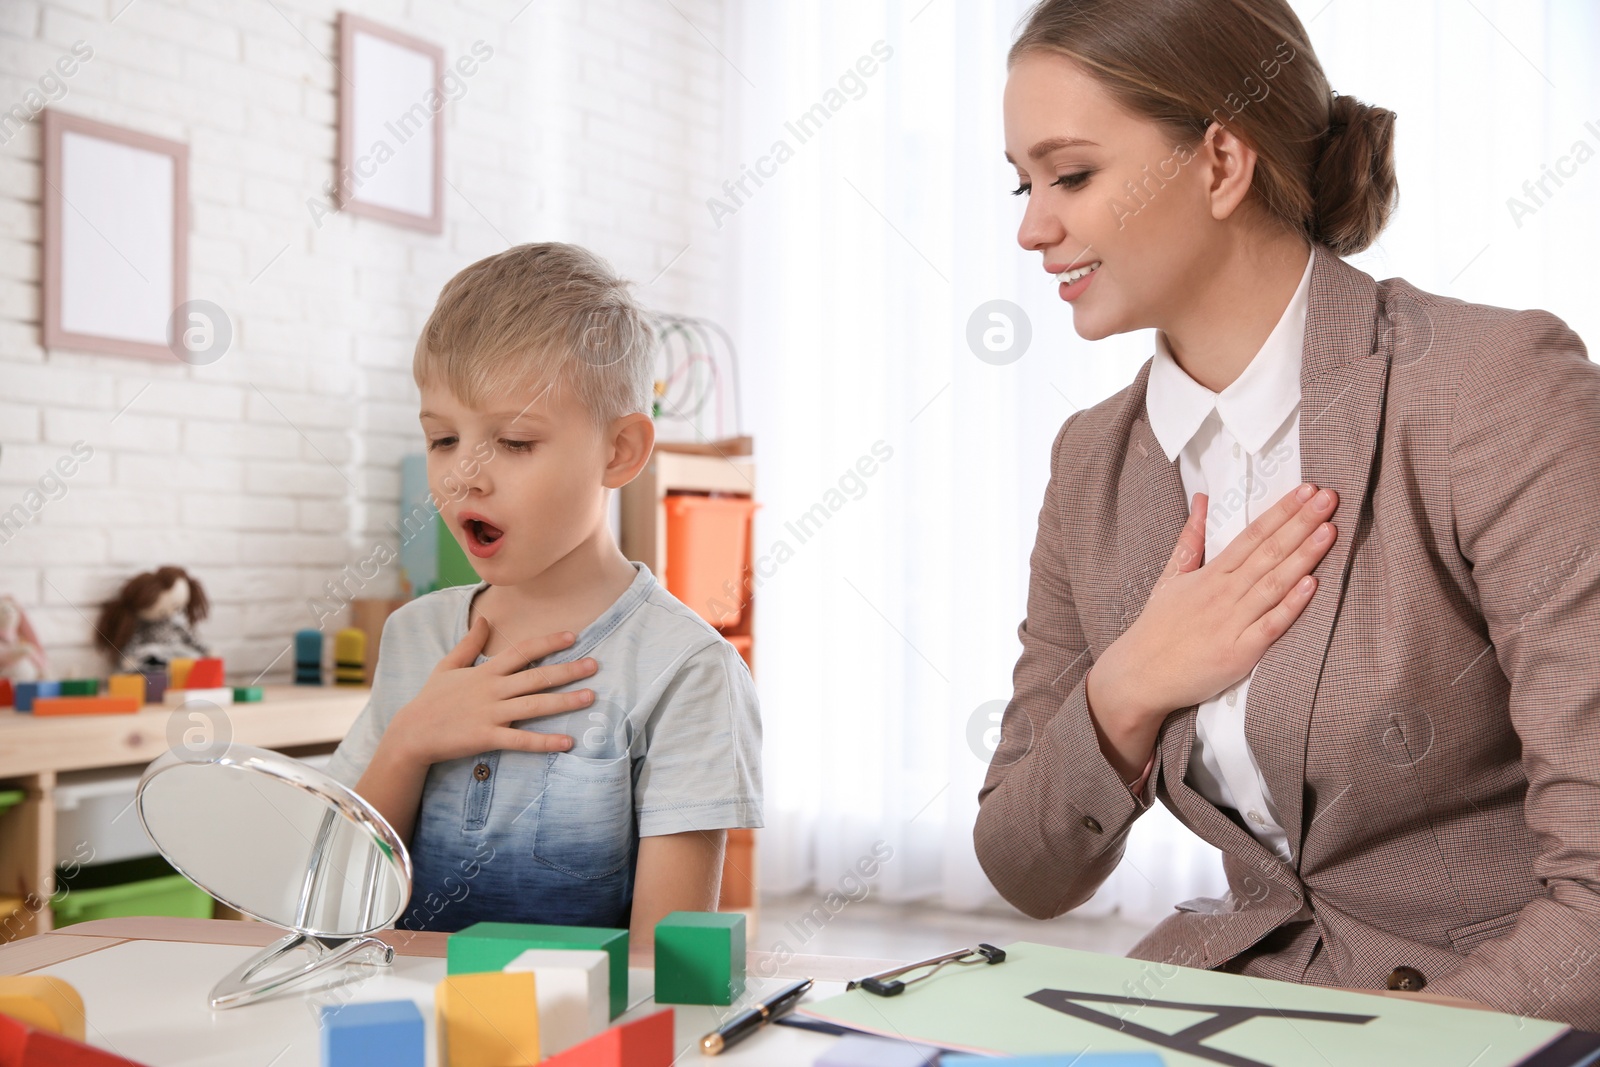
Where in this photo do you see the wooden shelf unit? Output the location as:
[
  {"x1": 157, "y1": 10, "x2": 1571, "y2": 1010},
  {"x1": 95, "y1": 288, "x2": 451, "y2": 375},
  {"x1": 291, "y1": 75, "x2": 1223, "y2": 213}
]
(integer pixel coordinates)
[
  {"x1": 620, "y1": 440, "x2": 760, "y2": 931},
  {"x1": 0, "y1": 685, "x2": 366, "y2": 941}
]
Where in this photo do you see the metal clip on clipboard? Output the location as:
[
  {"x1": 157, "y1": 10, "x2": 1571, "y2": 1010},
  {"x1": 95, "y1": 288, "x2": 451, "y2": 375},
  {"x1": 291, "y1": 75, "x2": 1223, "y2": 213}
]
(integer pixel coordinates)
[{"x1": 846, "y1": 943, "x2": 1007, "y2": 997}]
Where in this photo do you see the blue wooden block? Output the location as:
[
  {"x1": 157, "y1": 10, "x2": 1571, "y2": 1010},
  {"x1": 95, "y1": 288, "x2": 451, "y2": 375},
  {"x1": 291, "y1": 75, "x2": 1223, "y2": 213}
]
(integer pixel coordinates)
[
  {"x1": 13, "y1": 681, "x2": 60, "y2": 713},
  {"x1": 295, "y1": 628, "x2": 324, "y2": 685},
  {"x1": 941, "y1": 1054, "x2": 1166, "y2": 1065},
  {"x1": 320, "y1": 999, "x2": 423, "y2": 1067},
  {"x1": 814, "y1": 1034, "x2": 942, "y2": 1067}
]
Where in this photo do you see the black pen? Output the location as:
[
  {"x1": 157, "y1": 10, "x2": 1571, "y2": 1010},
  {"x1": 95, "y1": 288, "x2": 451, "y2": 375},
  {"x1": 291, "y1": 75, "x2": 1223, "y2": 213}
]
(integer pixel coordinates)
[{"x1": 699, "y1": 978, "x2": 814, "y2": 1055}]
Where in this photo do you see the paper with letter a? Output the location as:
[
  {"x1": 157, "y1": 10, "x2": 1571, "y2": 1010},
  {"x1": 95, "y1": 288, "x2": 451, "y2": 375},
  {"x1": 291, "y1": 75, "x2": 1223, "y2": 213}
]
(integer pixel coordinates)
[{"x1": 797, "y1": 942, "x2": 1568, "y2": 1066}]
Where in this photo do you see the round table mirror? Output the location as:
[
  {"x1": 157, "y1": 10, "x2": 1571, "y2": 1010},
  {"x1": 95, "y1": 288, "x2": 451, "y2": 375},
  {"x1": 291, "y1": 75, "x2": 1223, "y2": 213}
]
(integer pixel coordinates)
[{"x1": 136, "y1": 742, "x2": 412, "y2": 1009}]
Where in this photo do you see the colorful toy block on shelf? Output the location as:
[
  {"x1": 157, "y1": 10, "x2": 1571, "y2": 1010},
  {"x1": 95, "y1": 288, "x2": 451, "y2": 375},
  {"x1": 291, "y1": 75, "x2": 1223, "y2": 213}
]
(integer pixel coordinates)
[
  {"x1": 163, "y1": 687, "x2": 234, "y2": 709},
  {"x1": 448, "y1": 921, "x2": 630, "y2": 1019},
  {"x1": 539, "y1": 1007, "x2": 673, "y2": 1067},
  {"x1": 503, "y1": 948, "x2": 610, "y2": 1056},
  {"x1": 654, "y1": 910, "x2": 746, "y2": 1005},
  {"x1": 11, "y1": 681, "x2": 60, "y2": 713},
  {"x1": 0, "y1": 1016, "x2": 151, "y2": 1067},
  {"x1": 334, "y1": 628, "x2": 366, "y2": 686},
  {"x1": 436, "y1": 972, "x2": 540, "y2": 1067},
  {"x1": 319, "y1": 999, "x2": 423, "y2": 1067},
  {"x1": 184, "y1": 657, "x2": 225, "y2": 689},
  {"x1": 59, "y1": 679, "x2": 98, "y2": 696},
  {"x1": 31, "y1": 696, "x2": 141, "y2": 717},
  {"x1": 168, "y1": 657, "x2": 195, "y2": 690},
  {"x1": 941, "y1": 1056, "x2": 1167, "y2": 1066},
  {"x1": 295, "y1": 628, "x2": 323, "y2": 685},
  {"x1": 0, "y1": 678, "x2": 11, "y2": 707},
  {"x1": 232, "y1": 686, "x2": 264, "y2": 702},
  {"x1": 139, "y1": 669, "x2": 167, "y2": 703},
  {"x1": 814, "y1": 1035, "x2": 946, "y2": 1067},
  {"x1": 107, "y1": 674, "x2": 146, "y2": 704}
]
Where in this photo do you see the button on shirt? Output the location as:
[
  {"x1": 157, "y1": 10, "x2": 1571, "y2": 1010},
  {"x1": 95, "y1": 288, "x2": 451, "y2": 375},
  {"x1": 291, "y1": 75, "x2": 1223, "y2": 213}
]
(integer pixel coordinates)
[{"x1": 1140, "y1": 251, "x2": 1315, "y2": 866}]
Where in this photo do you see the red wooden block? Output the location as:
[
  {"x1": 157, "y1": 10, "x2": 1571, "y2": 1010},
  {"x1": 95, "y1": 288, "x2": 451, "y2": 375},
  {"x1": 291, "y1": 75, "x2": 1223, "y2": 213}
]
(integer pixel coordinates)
[
  {"x1": 0, "y1": 1013, "x2": 19, "y2": 1067},
  {"x1": 540, "y1": 1007, "x2": 674, "y2": 1067},
  {"x1": 0, "y1": 1014, "x2": 150, "y2": 1067},
  {"x1": 185, "y1": 658, "x2": 225, "y2": 689},
  {"x1": 0, "y1": 679, "x2": 12, "y2": 707},
  {"x1": 30, "y1": 697, "x2": 140, "y2": 717}
]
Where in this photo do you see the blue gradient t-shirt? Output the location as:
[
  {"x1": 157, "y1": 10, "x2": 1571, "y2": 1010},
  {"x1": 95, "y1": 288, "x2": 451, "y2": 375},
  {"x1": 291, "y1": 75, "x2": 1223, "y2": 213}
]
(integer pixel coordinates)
[{"x1": 325, "y1": 561, "x2": 763, "y2": 932}]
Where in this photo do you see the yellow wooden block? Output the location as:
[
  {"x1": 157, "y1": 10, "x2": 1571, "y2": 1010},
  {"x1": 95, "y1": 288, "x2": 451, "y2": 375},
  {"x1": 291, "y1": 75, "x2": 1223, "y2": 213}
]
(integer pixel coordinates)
[
  {"x1": 107, "y1": 673, "x2": 146, "y2": 704},
  {"x1": 437, "y1": 971, "x2": 539, "y2": 1067},
  {"x1": 169, "y1": 657, "x2": 195, "y2": 689},
  {"x1": 0, "y1": 975, "x2": 86, "y2": 1040}
]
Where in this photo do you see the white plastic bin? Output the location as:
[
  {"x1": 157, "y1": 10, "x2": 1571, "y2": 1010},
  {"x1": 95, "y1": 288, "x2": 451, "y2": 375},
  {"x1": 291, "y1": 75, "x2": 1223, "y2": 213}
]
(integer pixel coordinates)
[
  {"x1": 54, "y1": 766, "x2": 155, "y2": 867},
  {"x1": 54, "y1": 752, "x2": 338, "y2": 869}
]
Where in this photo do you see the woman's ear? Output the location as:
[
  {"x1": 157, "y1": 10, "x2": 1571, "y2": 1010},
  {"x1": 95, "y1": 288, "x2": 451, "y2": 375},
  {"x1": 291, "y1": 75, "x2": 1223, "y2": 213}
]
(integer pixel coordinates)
[
  {"x1": 602, "y1": 412, "x2": 656, "y2": 489},
  {"x1": 1201, "y1": 120, "x2": 1261, "y2": 223}
]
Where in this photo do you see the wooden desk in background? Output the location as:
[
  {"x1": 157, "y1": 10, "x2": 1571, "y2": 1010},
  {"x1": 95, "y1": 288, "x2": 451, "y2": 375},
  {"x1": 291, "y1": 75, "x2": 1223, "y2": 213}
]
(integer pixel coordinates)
[{"x1": 0, "y1": 685, "x2": 369, "y2": 939}]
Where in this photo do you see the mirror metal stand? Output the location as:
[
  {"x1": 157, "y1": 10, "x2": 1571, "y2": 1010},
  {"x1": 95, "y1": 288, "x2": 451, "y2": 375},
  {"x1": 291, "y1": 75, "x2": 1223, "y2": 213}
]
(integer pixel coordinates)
[
  {"x1": 209, "y1": 931, "x2": 396, "y2": 1009},
  {"x1": 207, "y1": 802, "x2": 398, "y2": 1008}
]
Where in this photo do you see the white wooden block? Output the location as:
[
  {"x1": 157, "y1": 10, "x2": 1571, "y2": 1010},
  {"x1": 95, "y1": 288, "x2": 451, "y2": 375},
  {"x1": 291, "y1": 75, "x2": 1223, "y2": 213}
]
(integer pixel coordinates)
[
  {"x1": 502, "y1": 948, "x2": 609, "y2": 1056},
  {"x1": 163, "y1": 686, "x2": 234, "y2": 707}
]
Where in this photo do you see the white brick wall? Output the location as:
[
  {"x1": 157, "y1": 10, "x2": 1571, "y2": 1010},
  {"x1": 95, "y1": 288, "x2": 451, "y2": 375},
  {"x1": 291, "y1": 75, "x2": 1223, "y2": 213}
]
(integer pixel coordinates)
[{"x1": 0, "y1": 0, "x2": 731, "y2": 682}]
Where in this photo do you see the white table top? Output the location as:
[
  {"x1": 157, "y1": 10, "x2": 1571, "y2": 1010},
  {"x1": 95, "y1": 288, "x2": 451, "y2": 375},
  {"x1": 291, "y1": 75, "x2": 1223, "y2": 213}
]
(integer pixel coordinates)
[{"x1": 0, "y1": 918, "x2": 904, "y2": 1066}]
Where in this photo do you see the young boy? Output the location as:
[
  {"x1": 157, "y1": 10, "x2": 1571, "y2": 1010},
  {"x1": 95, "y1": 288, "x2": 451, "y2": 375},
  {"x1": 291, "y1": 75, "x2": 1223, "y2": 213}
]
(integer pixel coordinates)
[{"x1": 324, "y1": 243, "x2": 763, "y2": 945}]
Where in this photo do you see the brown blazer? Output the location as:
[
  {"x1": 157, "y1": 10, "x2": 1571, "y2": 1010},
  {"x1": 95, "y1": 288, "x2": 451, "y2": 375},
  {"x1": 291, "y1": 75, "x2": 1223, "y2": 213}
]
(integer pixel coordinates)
[{"x1": 973, "y1": 242, "x2": 1600, "y2": 1029}]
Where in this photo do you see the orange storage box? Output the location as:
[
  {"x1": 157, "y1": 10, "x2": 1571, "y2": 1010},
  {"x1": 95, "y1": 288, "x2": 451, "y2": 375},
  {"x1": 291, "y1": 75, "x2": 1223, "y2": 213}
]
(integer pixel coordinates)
[{"x1": 663, "y1": 494, "x2": 759, "y2": 628}]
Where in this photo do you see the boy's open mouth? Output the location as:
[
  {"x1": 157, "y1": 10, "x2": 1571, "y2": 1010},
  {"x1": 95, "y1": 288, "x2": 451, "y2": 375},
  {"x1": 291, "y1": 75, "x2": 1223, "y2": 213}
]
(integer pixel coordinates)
[{"x1": 464, "y1": 518, "x2": 504, "y2": 546}]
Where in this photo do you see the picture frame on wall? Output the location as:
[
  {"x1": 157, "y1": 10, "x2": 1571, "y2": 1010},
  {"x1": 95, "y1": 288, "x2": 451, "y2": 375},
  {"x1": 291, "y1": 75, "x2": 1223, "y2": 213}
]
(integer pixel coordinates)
[
  {"x1": 41, "y1": 109, "x2": 188, "y2": 361},
  {"x1": 336, "y1": 12, "x2": 446, "y2": 233}
]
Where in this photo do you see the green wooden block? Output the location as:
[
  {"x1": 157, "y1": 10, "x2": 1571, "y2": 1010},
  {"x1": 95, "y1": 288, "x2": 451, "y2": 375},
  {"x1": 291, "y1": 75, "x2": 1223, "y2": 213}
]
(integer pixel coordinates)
[
  {"x1": 60, "y1": 679, "x2": 98, "y2": 696},
  {"x1": 654, "y1": 911, "x2": 746, "y2": 1005},
  {"x1": 446, "y1": 922, "x2": 629, "y2": 1018},
  {"x1": 232, "y1": 686, "x2": 264, "y2": 702}
]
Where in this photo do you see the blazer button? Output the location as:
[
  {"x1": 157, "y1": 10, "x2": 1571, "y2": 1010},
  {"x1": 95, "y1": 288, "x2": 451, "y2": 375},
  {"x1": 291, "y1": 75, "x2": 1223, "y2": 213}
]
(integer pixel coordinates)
[
  {"x1": 473, "y1": 761, "x2": 492, "y2": 782},
  {"x1": 1386, "y1": 966, "x2": 1426, "y2": 991},
  {"x1": 1082, "y1": 815, "x2": 1103, "y2": 834}
]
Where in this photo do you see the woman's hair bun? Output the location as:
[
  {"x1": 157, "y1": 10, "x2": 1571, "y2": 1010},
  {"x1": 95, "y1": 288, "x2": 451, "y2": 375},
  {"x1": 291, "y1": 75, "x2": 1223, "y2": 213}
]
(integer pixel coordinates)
[{"x1": 1311, "y1": 92, "x2": 1399, "y2": 256}]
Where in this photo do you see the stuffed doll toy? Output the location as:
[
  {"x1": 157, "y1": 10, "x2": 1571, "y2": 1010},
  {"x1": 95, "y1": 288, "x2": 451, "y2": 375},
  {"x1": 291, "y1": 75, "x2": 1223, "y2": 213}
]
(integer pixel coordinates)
[
  {"x1": 95, "y1": 566, "x2": 211, "y2": 673},
  {"x1": 0, "y1": 595, "x2": 48, "y2": 682}
]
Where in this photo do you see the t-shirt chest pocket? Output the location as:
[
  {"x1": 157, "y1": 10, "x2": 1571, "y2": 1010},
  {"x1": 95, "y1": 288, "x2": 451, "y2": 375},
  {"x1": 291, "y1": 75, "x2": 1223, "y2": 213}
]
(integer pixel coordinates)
[{"x1": 528, "y1": 752, "x2": 636, "y2": 880}]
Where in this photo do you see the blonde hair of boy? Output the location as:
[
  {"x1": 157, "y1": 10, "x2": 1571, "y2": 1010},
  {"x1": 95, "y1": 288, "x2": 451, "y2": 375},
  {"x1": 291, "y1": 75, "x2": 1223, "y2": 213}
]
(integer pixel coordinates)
[{"x1": 414, "y1": 242, "x2": 654, "y2": 427}]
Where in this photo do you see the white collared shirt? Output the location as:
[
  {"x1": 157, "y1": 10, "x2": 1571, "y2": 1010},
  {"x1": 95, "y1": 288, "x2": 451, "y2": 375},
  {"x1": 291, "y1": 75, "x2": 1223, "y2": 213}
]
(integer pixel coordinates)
[{"x1": 1143, "y1": 251, "x2": 1315, "y2": 866}]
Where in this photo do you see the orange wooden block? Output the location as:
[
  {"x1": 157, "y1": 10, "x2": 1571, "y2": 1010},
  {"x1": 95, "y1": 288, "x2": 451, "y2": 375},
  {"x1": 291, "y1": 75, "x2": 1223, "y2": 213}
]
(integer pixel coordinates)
[
  {"x1": 0, "y1": 975, "x2": 84, "y2": 1040},
  {"x1": 436, "y1": 972, "x2": 540, "y2": 1066},
  {"x1": 30, "y1": 696, "x2": 140, "y2": 717},
  {"x1": 168, "y1": 657, "x2": 195, "y2": 689},
  {"x1": 541, "y1": 1008, "x2": 674, "y2": 1067},
  {"x1": 106, "y1": 674, "x2": 146, "y2": 705},
  {"x1": 185, "y1": 657, "x2": 224, "y2": 689}
]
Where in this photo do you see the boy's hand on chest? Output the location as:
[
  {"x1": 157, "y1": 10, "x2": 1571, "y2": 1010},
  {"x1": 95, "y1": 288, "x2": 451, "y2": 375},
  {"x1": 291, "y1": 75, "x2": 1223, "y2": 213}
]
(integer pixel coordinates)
[{"x1": 382, "y1": 615, "x2": 601, "y2": 766}]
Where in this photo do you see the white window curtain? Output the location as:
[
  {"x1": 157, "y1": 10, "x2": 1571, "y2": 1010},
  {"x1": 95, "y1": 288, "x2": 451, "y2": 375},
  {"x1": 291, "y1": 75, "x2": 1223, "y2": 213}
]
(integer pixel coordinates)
[{"x1": 721, "y1": 0, "x2": 1599, "y2": 927}]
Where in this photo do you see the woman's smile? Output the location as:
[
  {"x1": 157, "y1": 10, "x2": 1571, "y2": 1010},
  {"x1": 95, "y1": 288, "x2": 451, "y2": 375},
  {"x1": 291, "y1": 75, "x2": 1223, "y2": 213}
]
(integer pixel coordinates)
[{"x1": 1057, "y1": 260, "x2": 1102, "y2": 301}]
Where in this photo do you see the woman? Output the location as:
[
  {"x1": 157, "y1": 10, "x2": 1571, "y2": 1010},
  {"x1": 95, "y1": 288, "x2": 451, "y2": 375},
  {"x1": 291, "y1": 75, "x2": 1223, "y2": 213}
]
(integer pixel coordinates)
[{"x1": 973, "y1": 0, "x2": 1600, "y2": 1030}]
